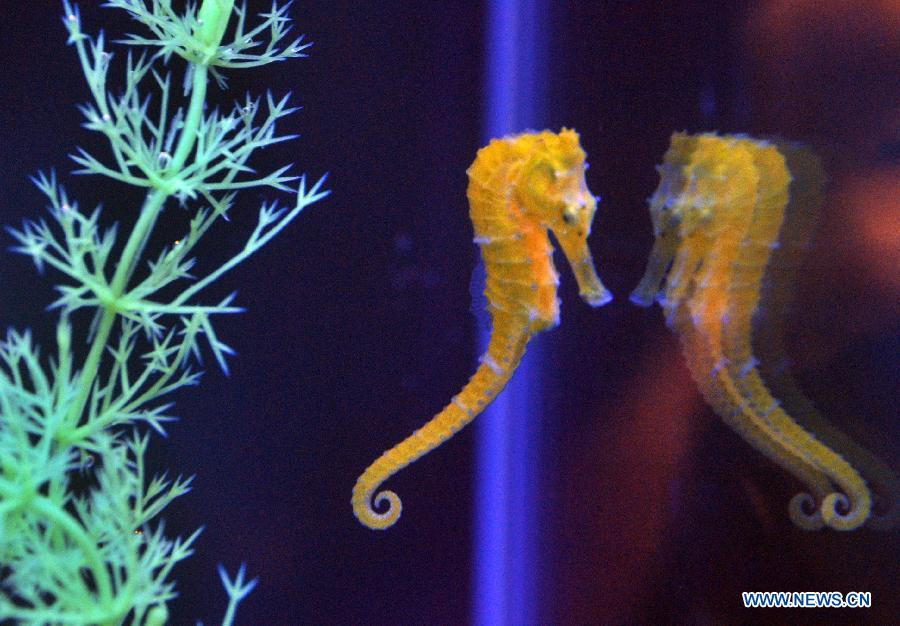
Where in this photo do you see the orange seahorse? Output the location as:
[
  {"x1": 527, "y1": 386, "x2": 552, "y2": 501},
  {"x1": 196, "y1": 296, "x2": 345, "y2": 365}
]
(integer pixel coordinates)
[
  {"x1": 631, "y1": 133, "x2": 877, "y2": 530},
  {"x1": 353, "y1": 129, "x2": 611, "y2": 530}
]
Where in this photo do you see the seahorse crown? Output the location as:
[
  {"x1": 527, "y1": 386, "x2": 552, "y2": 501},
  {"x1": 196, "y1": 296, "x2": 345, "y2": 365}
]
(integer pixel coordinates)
[
  {"x1": 649, "y1": 133, "x2": 769, "y2": 241},
  {"x1": 470, "y1": 128, "x2": 595, "y2": 239}
]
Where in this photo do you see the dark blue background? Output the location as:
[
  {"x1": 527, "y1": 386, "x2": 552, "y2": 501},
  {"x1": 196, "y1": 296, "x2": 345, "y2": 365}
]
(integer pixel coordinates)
[{"x1": 0, "y1": 2, "x2": 896, "y2": 624}]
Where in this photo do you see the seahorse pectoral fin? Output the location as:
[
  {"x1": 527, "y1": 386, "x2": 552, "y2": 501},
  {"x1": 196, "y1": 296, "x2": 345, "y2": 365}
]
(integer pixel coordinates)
[
  {"x1": 555, "y1": 231, "x2": 612, "y2": 307},
  {"x1": 630, "y1": 229, "x2": 679, "y2": 307}
]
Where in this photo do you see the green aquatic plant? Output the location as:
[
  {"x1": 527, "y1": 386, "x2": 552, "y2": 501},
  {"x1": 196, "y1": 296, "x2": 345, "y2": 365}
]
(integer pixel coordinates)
[{"x1": 0, "y1": 1, "x2": 327, "y2": 623}]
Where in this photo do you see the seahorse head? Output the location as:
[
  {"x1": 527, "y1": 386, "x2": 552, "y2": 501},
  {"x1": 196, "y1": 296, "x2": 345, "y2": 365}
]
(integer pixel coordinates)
[
  {"x1": 631, "y1": 132, "x2": 760, "y2": 306},
  {"x1": 660, "y1": 134, "x2": 757, "y2": 234},
  {"x1": 512, "y1": 128, "x2": 611, "y2": 306}
]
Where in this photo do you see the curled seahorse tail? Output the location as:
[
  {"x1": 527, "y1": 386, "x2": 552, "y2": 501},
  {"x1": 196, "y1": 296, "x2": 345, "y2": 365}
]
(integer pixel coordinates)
[
  {"x1": 679, "y1": 326, "x2": 834, "y2": 530},
  {"x1": 788, "y1": 493, "x2": 826, "y2": 530},
  {"x1": 728, "y1": 356, "x2": 872, "y2": 531},
  {"x1": 820, "y1": 491, "x2": 871, "y2": 531},
  {"x1": 750, "y1": 352, "x2": 899, "y2": 530},
  {"x1": 755, "y1": 339, "x2": 900, "y2": 531},
  {"x1": 351, "y1": 478, "x2": 401, "y2": 531},
  {"x1": 755, "y1": 324, "x2": 899, "y2": 531},
  {"x1": 352, "y1": 319, "x2": 529, "y2": 530}
]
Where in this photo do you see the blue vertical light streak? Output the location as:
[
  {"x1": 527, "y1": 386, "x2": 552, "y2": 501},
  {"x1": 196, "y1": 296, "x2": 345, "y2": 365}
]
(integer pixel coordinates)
[{"x1": 473, "y1": 2, "x2": 548, "y2": 625}]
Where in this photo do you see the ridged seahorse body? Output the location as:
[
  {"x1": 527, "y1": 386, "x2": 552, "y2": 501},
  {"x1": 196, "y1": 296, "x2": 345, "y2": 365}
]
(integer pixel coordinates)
[
  {"x1": 631, "y1": 133, "x2": 878, "y2": 530},
  {"x1": 353, "y1": 129, "x2": 611, "y2": 530}
]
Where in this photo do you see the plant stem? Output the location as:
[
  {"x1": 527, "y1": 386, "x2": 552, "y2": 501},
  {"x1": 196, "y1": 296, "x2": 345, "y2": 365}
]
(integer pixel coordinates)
[{"x1": 63, "y1": 64, "x2": 210, "y2": 435}]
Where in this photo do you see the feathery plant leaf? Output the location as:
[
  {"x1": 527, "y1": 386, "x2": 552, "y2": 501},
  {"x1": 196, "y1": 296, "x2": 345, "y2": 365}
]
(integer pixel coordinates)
[{"x1": 1, "y1": 1, "x2": 327, "y2": 623}]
